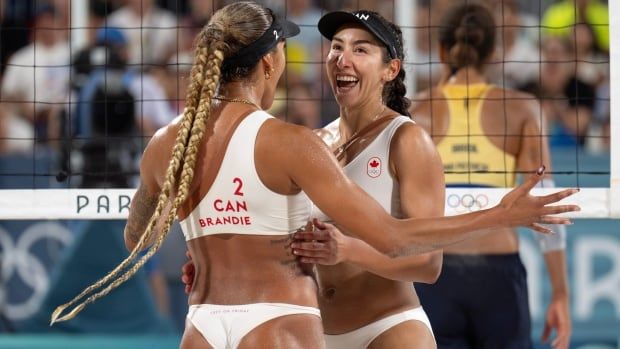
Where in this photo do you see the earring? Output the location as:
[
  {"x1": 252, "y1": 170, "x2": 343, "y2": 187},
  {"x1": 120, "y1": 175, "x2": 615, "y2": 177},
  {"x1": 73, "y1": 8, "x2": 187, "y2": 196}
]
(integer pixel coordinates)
[{"x1": 265, "y1": 68, "x2": 275, "y2": 80}]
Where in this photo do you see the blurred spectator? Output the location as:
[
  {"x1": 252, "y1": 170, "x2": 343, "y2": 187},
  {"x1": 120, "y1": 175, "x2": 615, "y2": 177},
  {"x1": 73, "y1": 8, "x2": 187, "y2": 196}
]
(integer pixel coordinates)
[
  {"x1": 285, "y1": 0, "x2": 323, "y2": 46},
  {"x1": 0, "y1": 3, "x2": 70, "y2": 152},
  {"x1": 107, "y1": 0, "x2": 178, "y2": 66},
  {"x1": 151, "y1": 53, "x2": 193, "y2": 116},
  {"x1": 49, "y1": 0, "x2": 69, "y2": 40},
  {"x1": 72, "y1": 26, "x2": 130, "y2": 89},
  {"x1": 570, "y1": 21, "x2": 609, "y2": 152},
  {"x1": 487, "y1": 0, "x2": 540, "y2": 89},
  {"x1": 320, "y1": 0, "x2": 349, "y2": 12},
  {"x1": 521, "y1": 36, "x2": 595, "y2": 148},
  {"x1": 338, "y1": 0, "x2": 394, "y2": 16},
  {"x1": 542, "y1": 0, "x2": 609, "y2": 54},
  {"x1": 188, "y1": 0, "x2": 216, "y2": 23},
  {"x1": 273, "y1": 83, "x2": 321, "y2": 129},
  {"x1": 183, "y1": 0, "x2": 219, "y2": 40},
  {"x1": 0, "y1": 0, "x2": 32, "y2": 75},
  {"x1": 72, "y1": 27, "x2": 174, "y2": 140},
  {"x1": 170, "y1": 0, "x2": 218, "y2": 102},
  {"x1": 128, "y1": 69, "x2": 176, "y2": 136},
  {"x1": 0, "y1": 108, "x2": 6, "y2": 154},
  {"x1": 0, "y1": 1, "x2": 5, "y2": 154},
  {"x1": 85, "y1": 0, "x2": 120, "y2": 47},
  {"x1": 410, "y1": 0, "x2": 453, "y2": 91},
  {"x1": 70, "y1": 27, "x2": 137, "y2": 188},
  {"x1": 589, "y1": 79, "x2": 610, "y2": 152},
  {"x1": 570, "y1": 22, "x2": 608, "y2": 86},
  {"x1": 284, "y1": 0, "x2": 323, "y2": 83}
]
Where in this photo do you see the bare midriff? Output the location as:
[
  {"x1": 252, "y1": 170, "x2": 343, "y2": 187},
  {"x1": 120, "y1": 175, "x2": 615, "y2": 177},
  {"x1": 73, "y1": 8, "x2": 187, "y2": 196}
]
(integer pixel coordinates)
[
  {"x1": 317, "y1": 262, "x2": 419, "y2": 334},
  {"x1": 187, "y1": 234, "x2": 318, "y2": 308}
]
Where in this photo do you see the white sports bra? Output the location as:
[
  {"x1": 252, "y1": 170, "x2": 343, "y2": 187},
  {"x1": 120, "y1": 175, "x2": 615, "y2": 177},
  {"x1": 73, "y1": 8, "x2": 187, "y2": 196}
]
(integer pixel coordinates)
[
  {"x1": 312, "y1": 115, "x2": 413, "y2": 222},
  {"x1": 180, "y1": 111, "x2": 312, "y2": 240}
]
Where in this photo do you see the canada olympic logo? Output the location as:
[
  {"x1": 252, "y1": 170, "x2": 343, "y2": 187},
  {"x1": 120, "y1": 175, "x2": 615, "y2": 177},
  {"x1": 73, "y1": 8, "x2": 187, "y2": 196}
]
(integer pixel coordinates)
[
  {"x1": 446, "y1": 193, "x2": 489, "y2": 213},
  {"x1": 367, "y1": 157, "x2": 381, "y2": 178}
]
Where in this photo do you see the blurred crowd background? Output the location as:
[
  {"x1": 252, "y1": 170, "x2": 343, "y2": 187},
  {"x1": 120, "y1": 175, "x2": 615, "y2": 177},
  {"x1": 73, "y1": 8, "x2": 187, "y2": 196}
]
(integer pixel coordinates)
[
  {"x1": 0, "y1": 0, "x2": 616, "y2": 348},
  {"x1": 0, "y1": 0, "x2": 611, "y2": 159}
]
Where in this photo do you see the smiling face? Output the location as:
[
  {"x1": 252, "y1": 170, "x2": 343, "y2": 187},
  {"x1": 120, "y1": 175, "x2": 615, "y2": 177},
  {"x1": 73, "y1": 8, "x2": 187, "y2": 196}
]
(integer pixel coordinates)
[{"x1": 326, "y1": 26, "x2": 393, "y2": 109}]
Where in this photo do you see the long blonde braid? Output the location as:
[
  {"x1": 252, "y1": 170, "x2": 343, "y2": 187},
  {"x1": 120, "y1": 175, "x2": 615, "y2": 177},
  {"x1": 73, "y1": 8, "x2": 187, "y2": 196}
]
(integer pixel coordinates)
[
  {"x1": 50, "y1": 2, "x2": 273, "y2": 324},
  {"x1": 86, "y1": 49, "x2": 227, "y2": 307},
  {"x1": 50, "y1": 41, "x2": 222, "y2": 325}
]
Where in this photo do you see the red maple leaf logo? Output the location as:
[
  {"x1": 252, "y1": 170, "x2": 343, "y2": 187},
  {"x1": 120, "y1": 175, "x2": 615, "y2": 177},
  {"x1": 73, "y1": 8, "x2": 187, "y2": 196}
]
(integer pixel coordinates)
[{"x1": 370, "y1": 159, "x2": 380, "y2": 168}]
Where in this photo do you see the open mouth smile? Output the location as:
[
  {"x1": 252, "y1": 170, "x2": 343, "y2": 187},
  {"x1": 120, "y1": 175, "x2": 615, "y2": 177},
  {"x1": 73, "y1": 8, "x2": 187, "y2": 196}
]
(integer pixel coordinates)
[{"x1": 335, "y1": 74, "x2": 359, "y2": 93}]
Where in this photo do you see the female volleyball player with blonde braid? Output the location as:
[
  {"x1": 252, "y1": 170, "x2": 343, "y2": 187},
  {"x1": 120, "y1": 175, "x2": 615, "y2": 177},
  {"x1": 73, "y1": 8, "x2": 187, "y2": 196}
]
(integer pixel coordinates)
[{"x1": 50, "y1": 2, "x2": 578, "y2": 348}]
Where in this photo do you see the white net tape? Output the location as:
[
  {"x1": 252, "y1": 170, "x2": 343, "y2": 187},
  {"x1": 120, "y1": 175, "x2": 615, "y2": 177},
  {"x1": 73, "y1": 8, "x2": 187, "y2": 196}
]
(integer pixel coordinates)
[{"x1": 0, "y1": 187, "x2": 611, "y2": 220}]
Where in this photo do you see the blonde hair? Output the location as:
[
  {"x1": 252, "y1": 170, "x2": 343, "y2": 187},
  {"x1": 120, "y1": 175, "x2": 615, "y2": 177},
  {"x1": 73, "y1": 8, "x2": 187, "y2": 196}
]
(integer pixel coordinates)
[{"x1": 51, "y1": 1, "x2": 273, "y2": 324}]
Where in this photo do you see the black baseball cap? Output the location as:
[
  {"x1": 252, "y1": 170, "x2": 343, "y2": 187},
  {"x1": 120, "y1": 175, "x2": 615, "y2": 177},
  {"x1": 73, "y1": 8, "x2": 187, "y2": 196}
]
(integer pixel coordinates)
[
  {"x1": 318, "y1": 10, "x2": 400, "y2": 59},
  {"x1": 222, "y1": 11, "x2": 300, "y2": 70}
]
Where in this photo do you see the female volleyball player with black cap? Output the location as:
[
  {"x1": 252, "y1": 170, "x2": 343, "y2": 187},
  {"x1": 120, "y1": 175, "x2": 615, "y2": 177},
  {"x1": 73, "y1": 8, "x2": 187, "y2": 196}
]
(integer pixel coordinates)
[
  {"x1": 52, "y1": 2, "x2": 577, "y2": 348},
  {"x1": 299, "y1": 10, "x2": 442, "y2": 348}
]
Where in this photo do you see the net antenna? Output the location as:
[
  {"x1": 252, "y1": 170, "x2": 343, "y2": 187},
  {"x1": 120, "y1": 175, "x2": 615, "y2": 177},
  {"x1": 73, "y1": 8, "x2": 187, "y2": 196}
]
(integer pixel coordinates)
[
  {"x1": 610, "y1": 0, "x2": 620, "y2": 218},
  {"x1": 395, "y1": 0, "x2": 417, "y2": 96}
]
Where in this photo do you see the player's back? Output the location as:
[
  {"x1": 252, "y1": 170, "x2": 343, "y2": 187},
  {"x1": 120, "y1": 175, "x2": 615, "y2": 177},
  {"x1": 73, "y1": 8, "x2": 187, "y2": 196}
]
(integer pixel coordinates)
[
  {"x1": 411, "y1": 83, "x2": 537, "y2": 253},
  {"x1": 150, "y1": 104, "x2": 316, "y2": 306}
]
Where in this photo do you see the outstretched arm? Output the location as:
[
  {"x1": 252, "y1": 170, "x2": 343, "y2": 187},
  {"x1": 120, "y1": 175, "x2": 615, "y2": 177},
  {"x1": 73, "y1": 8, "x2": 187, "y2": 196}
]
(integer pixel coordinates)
[
  {"x1": 346, "y1": 240, "x2": 442, "y2": 283},
  {"x1": 274, "y1": 122, "x2": 578, "y2": 257}
]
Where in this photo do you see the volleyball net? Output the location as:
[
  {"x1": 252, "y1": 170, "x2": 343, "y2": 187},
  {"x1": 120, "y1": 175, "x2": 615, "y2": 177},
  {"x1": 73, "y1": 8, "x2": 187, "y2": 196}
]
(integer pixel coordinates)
[{"x1": 0, "y1": 0, "x2": 615, "y2": 220}]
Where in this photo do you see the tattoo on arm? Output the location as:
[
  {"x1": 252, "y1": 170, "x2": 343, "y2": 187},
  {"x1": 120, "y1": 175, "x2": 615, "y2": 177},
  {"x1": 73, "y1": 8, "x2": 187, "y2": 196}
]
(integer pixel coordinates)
[{"x1": 125, "y1": 183, "x2": 159, "y2": 246}]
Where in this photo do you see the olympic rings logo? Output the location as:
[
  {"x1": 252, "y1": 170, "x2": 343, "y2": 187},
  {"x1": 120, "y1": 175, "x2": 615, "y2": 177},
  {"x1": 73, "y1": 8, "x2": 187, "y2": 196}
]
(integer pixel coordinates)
[
  {"x1": 446, "y1": 193, "x2": 489, "y2": 213},
  {"x1": 0, "y1": 222, "x2": 73, "y2": 321}
]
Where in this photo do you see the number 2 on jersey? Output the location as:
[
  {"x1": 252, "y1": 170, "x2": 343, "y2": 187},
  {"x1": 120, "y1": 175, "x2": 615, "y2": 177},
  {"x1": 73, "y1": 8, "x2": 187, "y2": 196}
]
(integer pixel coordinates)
[{"x1": 233, "y1": 177, "x2": 244, "y2": 196}]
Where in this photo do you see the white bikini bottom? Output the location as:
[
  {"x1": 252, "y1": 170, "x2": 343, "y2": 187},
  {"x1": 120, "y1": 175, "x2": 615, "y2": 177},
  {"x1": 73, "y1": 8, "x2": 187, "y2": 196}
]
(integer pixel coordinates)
[
  {"x1": 187, "y1": 302, "x2": 321, "y2": 349},
  {"x1": 324, "y1": 306, "x2": 434, "y2": 349}
]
